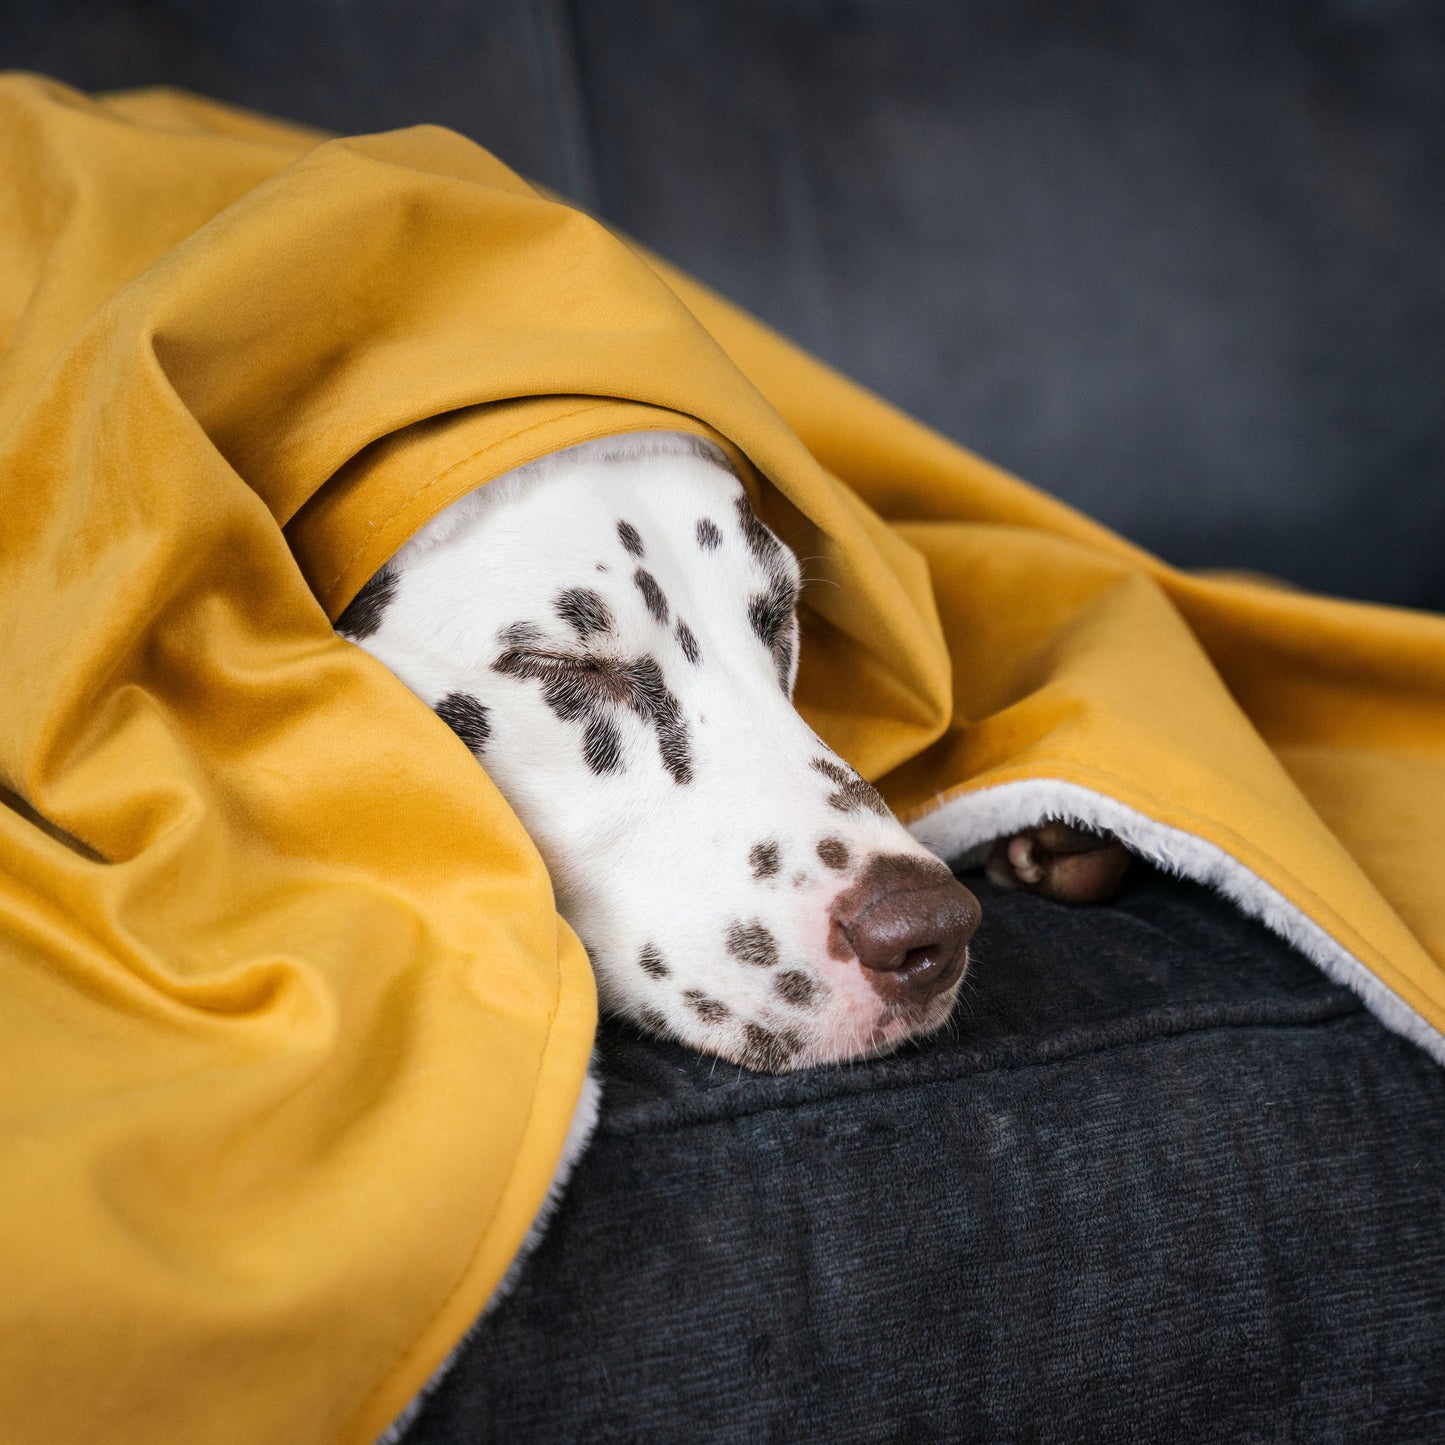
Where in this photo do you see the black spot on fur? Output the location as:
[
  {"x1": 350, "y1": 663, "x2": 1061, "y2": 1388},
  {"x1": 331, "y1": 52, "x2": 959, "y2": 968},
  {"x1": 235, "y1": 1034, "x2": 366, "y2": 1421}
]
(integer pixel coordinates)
[
  {"x1": 748, "y1": 576, "x2": 796, "y2": 649},
  {"x1": 595, "y1": 562, "x2": 608, "y2": 572},
  {"x1": 638, "y1": 1006, "x2": 669, "y2": 1035},
  {"x1": 638, "y1": 944, "x2": 670, "y2": 979},
  {"x1": 735, "y1": 494, "x2": 784, "y2": 566},
  {"x1": 555, "y1": 587, "x2": 614, "y2": 641},
  {"x1": 740, "y1": 1022, "x2": 804, "y2": 1073},
  {"x1": 583, "y1": 715, "x2": 624, "y2": 774},
  {"x1": 697, "y1": 518, "x2": 723, "y2": 551},
  {"x1": 631, "y1": 655, "x2": 692, "y2": 783},
  {"x1": 493, "y1": 639, "x2": 692, "y2": 784},
  {"x1": 683, "y1": 989, "x2": 730, "y2": 1024},
  {"x1": 727, "y1": 920, "x2": 779, "y2": 968},
  {"x1": 675, "y1": 619, "x2": 700, "y2": 664},
  {"x1": 336, "y1": 567, "x2": 397, "y2": 640},
  {"x1": 817, "y1": 837, "x2": 850, "y2": 871},
  {"x1": 774, "y1": 631, "x2": 796, "y2": 692},
  {"x1": 750, "y1": 841, "x2": 781, "y2": 879},
  {"x1": 812, "y1": 757, "x2": 890, "y2": 817},
  {"x1": 774, "y1": 969, "x2": 820, "y2": 1008},
  {"x1": 748, "y1": 574, "x2": 799, "y2": 692},
  {"x1": 617, "y1": 520, "x2": 644, "y2": 557},
  {"x1": 434, "y1": 692, "x2": 491, "y2": 757},
  {"x1": 633, "y1": 568, "x2": 669, "y2": 625}
]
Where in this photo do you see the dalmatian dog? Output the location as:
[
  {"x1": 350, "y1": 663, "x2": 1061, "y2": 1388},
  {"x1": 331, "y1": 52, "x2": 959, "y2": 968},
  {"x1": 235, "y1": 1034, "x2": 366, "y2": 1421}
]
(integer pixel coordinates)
[
  {"x1": 342, "y1": 429, "x2": 1125, "y2": 1070},
  {"x1": 344, "y1": 430, "x2": 1128, "y2": 1370}
]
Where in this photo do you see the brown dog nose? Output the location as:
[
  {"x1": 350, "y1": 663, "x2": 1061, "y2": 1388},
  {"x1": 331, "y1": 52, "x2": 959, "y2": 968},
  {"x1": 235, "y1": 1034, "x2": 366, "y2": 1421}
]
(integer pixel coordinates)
[{"x1": 829, "y1": 853, "x2": 982, "y2": 1003}]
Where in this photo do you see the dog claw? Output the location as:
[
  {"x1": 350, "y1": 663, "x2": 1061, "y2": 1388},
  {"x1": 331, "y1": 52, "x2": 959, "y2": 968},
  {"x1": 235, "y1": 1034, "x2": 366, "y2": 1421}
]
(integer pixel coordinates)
[{"x1": 987, "y1": 822, "x2": 1130, "y2": 904}]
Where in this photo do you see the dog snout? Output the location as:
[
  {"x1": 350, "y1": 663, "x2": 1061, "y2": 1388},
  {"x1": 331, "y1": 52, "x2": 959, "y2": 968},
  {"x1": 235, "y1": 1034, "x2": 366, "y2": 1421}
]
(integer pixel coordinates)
[{"x1": 829, "y1": 853, "x2": 981, "y2": 1003}]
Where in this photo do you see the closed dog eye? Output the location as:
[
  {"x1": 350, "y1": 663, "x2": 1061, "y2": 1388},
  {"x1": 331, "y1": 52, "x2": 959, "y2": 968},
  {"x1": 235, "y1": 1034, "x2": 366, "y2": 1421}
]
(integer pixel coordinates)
[{"x1": 492, "y1": 641, "x2": 693, "y2": 785}]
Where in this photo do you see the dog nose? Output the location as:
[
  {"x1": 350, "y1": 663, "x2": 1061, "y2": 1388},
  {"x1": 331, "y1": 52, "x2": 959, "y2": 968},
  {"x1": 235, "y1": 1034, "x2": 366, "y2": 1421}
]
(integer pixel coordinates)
[{"x1": 830, "y1": 854, "x2": 982, "y2": 1003}]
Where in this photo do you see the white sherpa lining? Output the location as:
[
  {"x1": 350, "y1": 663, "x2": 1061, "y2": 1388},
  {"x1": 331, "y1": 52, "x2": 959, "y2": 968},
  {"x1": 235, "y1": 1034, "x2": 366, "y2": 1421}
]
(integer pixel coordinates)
[
  {"x1": 373, "y1": 1066, "x2": 603, "y2": 1445},
  {"x1": 908, "y1": 779, "x2": 1445, "y2": 1067}
]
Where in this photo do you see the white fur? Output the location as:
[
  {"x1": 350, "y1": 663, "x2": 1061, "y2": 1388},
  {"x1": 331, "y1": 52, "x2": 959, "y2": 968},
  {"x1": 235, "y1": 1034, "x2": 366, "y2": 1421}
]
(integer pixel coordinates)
[{"x1": 355, "y1": 431, "x2": 963, "y2": 1072}]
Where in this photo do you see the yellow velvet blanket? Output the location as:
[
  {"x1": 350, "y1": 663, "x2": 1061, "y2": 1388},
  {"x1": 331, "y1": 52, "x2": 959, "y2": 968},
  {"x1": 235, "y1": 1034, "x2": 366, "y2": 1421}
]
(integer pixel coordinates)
[{"x1": 2, "y1": 74, "x2": 1442, "y2": 1444}]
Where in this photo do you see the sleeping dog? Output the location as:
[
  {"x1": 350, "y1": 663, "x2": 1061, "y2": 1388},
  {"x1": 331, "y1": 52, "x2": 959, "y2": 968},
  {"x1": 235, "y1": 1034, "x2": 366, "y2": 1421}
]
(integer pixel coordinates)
[
  {"x1": 347, "y1": 432, "x2": 1130, "y2": 1417},
  {"x1": 339, "y1": 431, "x2": 1128, "y2": 1076}
]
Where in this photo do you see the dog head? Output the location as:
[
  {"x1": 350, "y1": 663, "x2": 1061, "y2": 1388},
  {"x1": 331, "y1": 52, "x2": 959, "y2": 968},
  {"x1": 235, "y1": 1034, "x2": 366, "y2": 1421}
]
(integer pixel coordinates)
[{"x1": 342, "y1": 433, "x2": 979, "y2": 1071}]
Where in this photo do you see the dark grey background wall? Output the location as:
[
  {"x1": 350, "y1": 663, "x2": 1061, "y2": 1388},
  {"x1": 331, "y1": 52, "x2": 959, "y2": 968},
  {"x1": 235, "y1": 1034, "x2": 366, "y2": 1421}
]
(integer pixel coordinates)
[{"x1": 5, "y1": 1, "x2": 1442, "y2": 608}]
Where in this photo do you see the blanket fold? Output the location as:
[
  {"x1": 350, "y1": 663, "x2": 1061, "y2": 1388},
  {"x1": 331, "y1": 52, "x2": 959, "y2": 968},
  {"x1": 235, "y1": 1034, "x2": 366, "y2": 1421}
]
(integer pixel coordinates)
[{"x1": 0, "y1": 75, "x2": 1441, "y2": 1445}]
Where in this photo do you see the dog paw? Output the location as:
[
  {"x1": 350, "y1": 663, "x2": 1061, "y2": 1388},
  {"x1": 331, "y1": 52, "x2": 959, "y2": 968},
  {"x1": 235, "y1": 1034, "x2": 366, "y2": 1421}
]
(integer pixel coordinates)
[{"x1": 985, "y1": 821, "x2": 1130, "y2": 905}]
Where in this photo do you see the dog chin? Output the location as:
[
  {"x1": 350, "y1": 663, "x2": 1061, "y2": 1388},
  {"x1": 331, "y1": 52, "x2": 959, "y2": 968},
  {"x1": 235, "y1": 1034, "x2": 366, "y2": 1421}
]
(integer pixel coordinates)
[
  {"x1": 650, "y1": 962, "x2": 967, "y2": 1076},
  {"x1": 806, "y1": 980, "x2": 965, "y2": 1071},
  {"x1": 793, "y1": 953, "x2": 970, "y2": 1072}
]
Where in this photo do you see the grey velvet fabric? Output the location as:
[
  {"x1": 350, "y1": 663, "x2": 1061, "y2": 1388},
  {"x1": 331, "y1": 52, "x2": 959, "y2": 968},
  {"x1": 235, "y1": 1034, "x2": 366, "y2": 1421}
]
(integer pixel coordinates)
[{"x1": 400, "y1": 870, "x2": 1445, "y2": 1443}]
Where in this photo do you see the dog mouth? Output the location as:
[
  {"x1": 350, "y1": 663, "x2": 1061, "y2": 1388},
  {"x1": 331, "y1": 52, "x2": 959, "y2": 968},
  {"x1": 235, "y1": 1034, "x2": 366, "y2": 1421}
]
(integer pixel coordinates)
[
  {"x1": 722, "y1": 947, "x2": 970, "y2": 1075},
  {"x1": 865, "y1": 958, "x2": 968, "y2": 1052}
]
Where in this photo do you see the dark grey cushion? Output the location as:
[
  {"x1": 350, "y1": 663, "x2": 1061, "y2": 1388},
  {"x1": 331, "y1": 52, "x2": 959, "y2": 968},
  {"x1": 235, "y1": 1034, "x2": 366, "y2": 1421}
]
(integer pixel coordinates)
[{"x1": 401, "y1": 868, "x2": 1445, "y2": 1443}]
